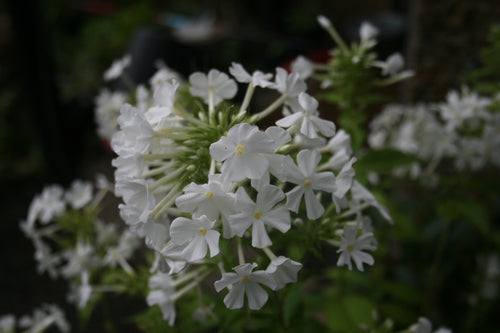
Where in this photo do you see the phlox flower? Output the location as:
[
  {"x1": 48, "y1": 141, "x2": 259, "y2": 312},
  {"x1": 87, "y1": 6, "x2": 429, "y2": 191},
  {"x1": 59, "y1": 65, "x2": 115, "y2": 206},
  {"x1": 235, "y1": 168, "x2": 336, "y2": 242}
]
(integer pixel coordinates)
[
  {"x1": 336, "y1": 225, "x2": 377, "y2": 271},
  {"x1": 94, "y1": 89, "x2": 127, "y2": 140},
  {"x1": 351, "y1": 181, "x2": 393, "y2": 223},
  {"x1": 60, "y1": 241, "x2": 100, "y2": 278},
  {"x1": 65, "y1": 179, "x2": 93, "y2": 209},
  {"x1": 409, "y1": 317, "x2": 452, "y2": 333},
  {"x1": 147, "y1": 273, "x2": 177, "y2": 326},
  {"x1": 272, "y1": 67, "x2": 306, "y2": 99},
  {"x1": 169, "y1": 215, "x2": 220, "y2": 262},
  {"x1": 229, "y1": 62, "x2": 273, "y2": 88},
  {"x1": 282, "y1": 149, "x2": 336, "y2": 220},
  {"x1": 276, "y1": 92, "x2": 336, "y2": 139},
  {"x1": 265, "y1": 256, "x2": 302, "y2": 290},
  {"x1": 214, "y1": 263, "x2": 275, "y2": 310},
  {"x1": 19, "y1": 304, "x2": 69, "y2": 333},
  {"x1": 291, "y1": 56, "x2": 314, "y2": 80},
  {"x1": 145, "y1": 80, "x2": 181, "y2": 130},
  {"x1": 189, "y1": 69, "x2": 237, "y2": 106},
  {"x1": 111, "y1": 104, "x2": 153, "y2": 155},
  {"x1": 175, "y1": 175, "x2": 236, "y2": 238},
  {"x1": 229, "y1": 185, "x2": 290, "y2": 248},
  {"x1": 37, "y1": 185, "x2": 66, "y2": 224},
  {"x1": 210, "y1": 123, "x2": 275, "y2": 181},
  {"x1": 359, "y1": 21, "x2": 379, "y2": 47}
]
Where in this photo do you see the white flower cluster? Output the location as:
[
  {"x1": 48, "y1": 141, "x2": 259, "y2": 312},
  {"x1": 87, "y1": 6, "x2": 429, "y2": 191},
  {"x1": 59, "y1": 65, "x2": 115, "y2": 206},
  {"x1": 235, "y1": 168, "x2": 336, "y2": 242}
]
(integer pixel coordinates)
[
  {"x1": 0, "y1": 304, "x2": 69, "y2": 333},
  {"x1": 95, "y1": 59, "x2": 183, "y2": 141},
  {"x1": 20, "y1": 176, "x2": 141, "y2": 310},
  {"x1": 368, "y1": 87, "x2": 500, "y2": 180},
  {"x1": 110, "y1": 60, "x2": 391, "y2": 324}
]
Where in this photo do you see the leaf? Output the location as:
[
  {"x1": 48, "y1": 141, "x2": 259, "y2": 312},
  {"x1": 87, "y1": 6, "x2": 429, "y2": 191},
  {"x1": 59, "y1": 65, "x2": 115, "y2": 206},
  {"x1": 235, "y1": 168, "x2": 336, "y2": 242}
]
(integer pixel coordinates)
[
  {"x1": 283, "y1": 287, "x2": 303, "y2": 327},
  {"x1": 355, "y1": 149, "x2": 420, "y2": 174},
  {"x1": 325, "y1": 294, "x2": 375, "y2": 332}
]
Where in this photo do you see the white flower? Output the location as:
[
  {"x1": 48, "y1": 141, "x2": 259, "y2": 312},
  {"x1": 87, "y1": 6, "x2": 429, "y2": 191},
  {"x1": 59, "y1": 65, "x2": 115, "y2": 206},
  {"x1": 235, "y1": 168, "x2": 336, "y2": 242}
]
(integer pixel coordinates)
[
  {"x1": 334, "y1": 157, "x2": 357, "y2": 198},
  {"x1": 145, "y1": 80, "x2": 181, "y2": 130},
  {"x1": 61, "y1": 241, "x2": 100, "y2": 278},
  {"x1": 282, "y1": 149, "x2": 336, "y2": 220},
  {"x1": 351, "y1": 181, "x2": 393, "y2": 223},
  {"x1": 229, "y1": 62, "x2": 273, "y2": 87},
  {"x1": 103, "y1": 54, "x2": 131, "y2": 81},
  {"x1": 33, "y1": 238, "x2": 61, "y2": 278},
  {"x1": 210, "y1": 123, "x2": 276, "y2": 181},
  {"x1": 147, "y1": 273, "x2": 176, "y2": 326},
  {"x1": 276, "y1": 92, "x2": 335, "y2": 139},
  {"x1": 214, "y1": 263, "x2": 275, "y2": 310},
  {"x1": 19, "y1": 304, "x2": 69, "y2": 333},
  {"x1": 272, "y1": 67, "x2": 307, "y2": 99},
  {"x1": 94, "y1": 89, "x2": 127, "y2": 140},
  {"x1": 37, "y1": 185, "x2": 66, "y2": 224},
  {"x1": 229, "y1": 185, "x2": 290, "y2": 248},
  {"x1": 265, "y1": 256, "x2": 302, "y2": 290},
  {"x1": 175, "y1": 175, "x2": 235, "y2": 222},
  {"x1": 111, "y1": 104, "x2": 154, "y2": 155},
  {"x1": 65, "y1": 180, "x2": 93, "y2": 209},
  {"x1": 189, "y1": 69, "x2": 237, "y2": 106},
  {"x1": 175, "y1": 175, "x2": 236, "y2": 238},
  {"x1": 326, "y1": 129, "x2": 353, "y2": 156},
  {"x1": 359, "y1": 21, "x2": 379, "y2": 47},
  {"x1": 0, "y1": 314, "x2": 15, "y2": 332},
  {"x1": 115, "y1": 178, "x2": 156, "y2": 230},
  {"x1": 373, "y1": 52, "x2": 405, "y2": 76},
  {"x1": 336, "y1": 225, "x2": 376, "y2": 271},
  {"x1": 409, "y1": 317, "x2": 452, "y2": 333},
  {"x1": 291, "y1": 56, "x2": 314, "y2": 80},
  {"x1": 149, "y1": 63, "x2": 183, "y2": 89},
  {"x1": 170, "y1": 215, "x2": 220, "y2": 262}
]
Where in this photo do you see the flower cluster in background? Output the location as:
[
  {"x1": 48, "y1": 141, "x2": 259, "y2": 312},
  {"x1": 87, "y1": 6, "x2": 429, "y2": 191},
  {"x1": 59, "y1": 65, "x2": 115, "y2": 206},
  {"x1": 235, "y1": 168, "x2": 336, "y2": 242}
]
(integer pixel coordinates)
[
  {"x1": 19, "y1": 176, "x2": 141, "y2": 314},
  {"x1": 367, "y1": 87, "x2": 500, "y2": 182}
]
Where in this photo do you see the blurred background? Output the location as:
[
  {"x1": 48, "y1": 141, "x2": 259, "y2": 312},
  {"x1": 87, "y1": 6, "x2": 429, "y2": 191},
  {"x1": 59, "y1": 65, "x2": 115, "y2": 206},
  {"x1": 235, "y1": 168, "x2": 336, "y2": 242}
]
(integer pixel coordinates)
[{"x1": 1, "y1": 0, "x2": 499, "y2": 331}]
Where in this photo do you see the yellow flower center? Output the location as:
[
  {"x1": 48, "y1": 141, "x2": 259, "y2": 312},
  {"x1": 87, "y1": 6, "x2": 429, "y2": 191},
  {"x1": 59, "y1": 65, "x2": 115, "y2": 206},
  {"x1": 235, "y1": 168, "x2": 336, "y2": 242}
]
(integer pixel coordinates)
[
  {"x1": 347, "y1": 243, "x2": 354, "y2": 252},
  {"x1": 199, "y1": 227, "x2": 207, "y2": 235},
  {"x1": 235, "y1": 145, "x2": 245, "y2": 155},
  {"x1": 241, "y1": 275, "x2": 249, "y2": 282},
  {"x1": 205, "y1": 191, "x2": 214, "y2": 198},
  {"x1": 253, "y1": 210, "x2": 262, "y2": 219},
  {"x1": 303, "y1": 178, "x2": 311, "y2": 188}
]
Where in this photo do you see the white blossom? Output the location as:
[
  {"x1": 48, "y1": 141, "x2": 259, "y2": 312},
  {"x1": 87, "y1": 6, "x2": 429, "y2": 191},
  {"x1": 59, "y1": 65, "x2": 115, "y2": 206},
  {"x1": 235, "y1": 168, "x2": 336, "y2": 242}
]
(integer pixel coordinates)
[
  {"x1": 276, "y1": 92, "x2": 335, "y2": 139},
  {"x1": 229, "y1": 62, "x2": 273, "y2": 87},
  {"x1": 214, "y1": 263, "x2": 275, "y2": 310},
  {"x1": 170, "y1": 215, "x2": 220, "y2": 262},
  {"x1": 65, "y1": 180, "x2": 93, "y2": 209},
  {"x1": 282, "y1": 149, "x2": 336, "y2": 220},
  {"x1": 229, "y1": 185, "x2": 290, "y2": 248},
  {"x1": 189, "y1": 69, "x2": 237, "y2": 106},
  {"x1": 336, "y1": 225, "x2": 376, "y2": 271},
  {"x1": 210, "y1": 123, "x2": 275, "y2": 181}
]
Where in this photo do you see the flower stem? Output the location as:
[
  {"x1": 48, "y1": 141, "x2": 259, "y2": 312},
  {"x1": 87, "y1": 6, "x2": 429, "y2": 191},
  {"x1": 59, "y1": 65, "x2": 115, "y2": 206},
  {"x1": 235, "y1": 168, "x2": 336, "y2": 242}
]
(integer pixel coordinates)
[
  {"x1": 250, "y1": 94, "x2": 287, "y2": 123},
  {"x1": 262, "y1": 247, "x2": 277, "y2": 260},
  {"x1": 237, "y1": 238, "x2": 245, "y2": 265},
  {"x1": 239, "y1": 82, "x2": 255, "y2": 114}
]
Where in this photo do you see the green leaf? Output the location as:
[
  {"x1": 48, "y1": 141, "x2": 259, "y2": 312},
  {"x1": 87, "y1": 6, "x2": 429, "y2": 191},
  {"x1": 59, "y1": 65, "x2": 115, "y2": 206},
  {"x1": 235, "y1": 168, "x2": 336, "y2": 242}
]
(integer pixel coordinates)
[
  {"x1": 325, "y1": 295, "x2": 375, "y2": 332},
  {"x1": 283, "y1": 287, "x2": 303, "y2": 327}
]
